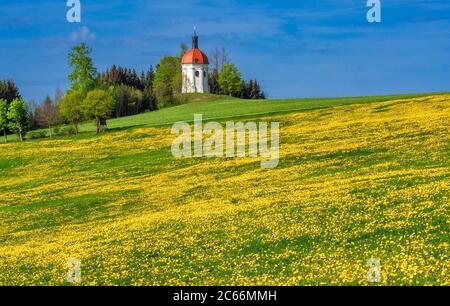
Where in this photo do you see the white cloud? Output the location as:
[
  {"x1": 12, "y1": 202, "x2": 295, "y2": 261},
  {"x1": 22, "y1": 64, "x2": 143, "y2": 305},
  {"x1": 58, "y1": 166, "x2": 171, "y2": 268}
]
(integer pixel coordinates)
[{"x1": 69, "y1": 26, "x2": 96, "y2": 42}]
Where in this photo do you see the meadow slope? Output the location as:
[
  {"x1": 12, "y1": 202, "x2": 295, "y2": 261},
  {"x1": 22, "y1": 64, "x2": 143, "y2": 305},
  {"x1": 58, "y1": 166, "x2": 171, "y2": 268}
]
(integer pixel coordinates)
[
  {"x1": 0, "y1": 94, "x2": 449, "y2": 285},
  {"x1": 20, "y1": 92, "x2": 447, "y2": 139}
]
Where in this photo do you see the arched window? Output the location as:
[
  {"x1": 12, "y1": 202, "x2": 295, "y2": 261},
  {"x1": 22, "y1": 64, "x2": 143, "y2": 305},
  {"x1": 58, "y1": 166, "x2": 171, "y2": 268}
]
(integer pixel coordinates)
[
  {"x1": 195, "y1": 71, "x2": 200, "y2": 77},
  {"x1": 203, "y1": 71, "x2": 206, "y2": 77}
]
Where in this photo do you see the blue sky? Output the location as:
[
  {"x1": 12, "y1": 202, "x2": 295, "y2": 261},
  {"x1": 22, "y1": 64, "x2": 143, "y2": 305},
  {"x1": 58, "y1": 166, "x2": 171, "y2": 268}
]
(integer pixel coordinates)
[{"x1": 1, "y1": 0, "x2": 449, "y2": 101}]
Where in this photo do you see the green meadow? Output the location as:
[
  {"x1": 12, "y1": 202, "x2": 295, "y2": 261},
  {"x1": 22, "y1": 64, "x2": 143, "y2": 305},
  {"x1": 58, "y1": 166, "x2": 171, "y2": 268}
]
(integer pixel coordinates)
[
  {"x1": 9, "y1": 92, "x2": 445, "y2": 141},
  {"x1": 0, "y1": 93, "x2": 448, "y2": 285}
]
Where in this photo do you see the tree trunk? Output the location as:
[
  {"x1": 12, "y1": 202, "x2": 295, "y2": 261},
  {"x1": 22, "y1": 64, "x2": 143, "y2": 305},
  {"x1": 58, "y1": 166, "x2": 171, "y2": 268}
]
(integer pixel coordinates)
[
  {"x1": 100, "y1": 118, "x2": 107, "y2": 132},
  {"x1": 3, "y1": 129, "x2": 6, "y2": 143},
  {"x1": 19, "y1": 128, "x2": 23, "y2": 142},
  {"x1": 49, "y1": 126, "x2": 52, "y2": 138}
]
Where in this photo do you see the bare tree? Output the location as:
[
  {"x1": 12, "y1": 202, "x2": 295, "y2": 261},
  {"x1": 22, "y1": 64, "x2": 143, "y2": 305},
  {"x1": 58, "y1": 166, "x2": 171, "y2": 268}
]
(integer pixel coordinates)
[
  {"x1": 209, "y1": 47, "x2": 231, "y2": 94},
  {"x1": 55, "y1": 88, "x2": 64, "y2": 105},
  {"x1": 211, "y1": 47, "x2": 221, "y2": 72},
  {"x1": 221, "y1": 47, "x2": 229, "y2": 71},
  {"x1": 210, "y1": 47, "x2": 230, "y2": 73},
  {"x1": 36, "y1": 96, "x2": 59, "y2": 137}
]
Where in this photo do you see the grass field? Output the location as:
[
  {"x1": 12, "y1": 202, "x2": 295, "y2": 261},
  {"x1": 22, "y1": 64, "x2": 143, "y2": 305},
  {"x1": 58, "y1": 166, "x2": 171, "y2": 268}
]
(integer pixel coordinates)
[
  {"x1": 0, "y1": 94, "x2": 449, "y2": 285},
  {"x1": 15, "y1": 92, "x2": 449, "y2": 140}
]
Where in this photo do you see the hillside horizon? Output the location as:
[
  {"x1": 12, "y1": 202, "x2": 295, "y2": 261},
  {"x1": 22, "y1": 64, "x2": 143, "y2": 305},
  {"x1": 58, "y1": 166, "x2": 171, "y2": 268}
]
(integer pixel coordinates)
[{"x1": 3, "y1": 91, "x2": 449, "y2": 143}]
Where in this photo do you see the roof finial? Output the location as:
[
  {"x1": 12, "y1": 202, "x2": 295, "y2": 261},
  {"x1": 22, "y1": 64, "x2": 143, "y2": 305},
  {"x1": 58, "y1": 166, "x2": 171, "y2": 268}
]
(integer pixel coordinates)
[{"x1": 192, "y1": 26, "x2": 199, "y2": 49}]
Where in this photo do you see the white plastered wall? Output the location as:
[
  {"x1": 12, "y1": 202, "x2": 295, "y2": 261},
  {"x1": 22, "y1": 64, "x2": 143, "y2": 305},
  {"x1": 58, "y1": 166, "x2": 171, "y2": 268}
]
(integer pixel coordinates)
[{"x1": 182, "y1": 64, "x2": 210, "y2": 94}]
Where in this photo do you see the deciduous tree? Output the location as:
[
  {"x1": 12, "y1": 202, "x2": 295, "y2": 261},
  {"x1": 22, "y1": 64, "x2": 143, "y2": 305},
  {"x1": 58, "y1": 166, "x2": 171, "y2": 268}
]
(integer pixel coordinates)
[
  {"x1": 36, "y1": 95, "x2": 60, "y2": 137},
  {"x1": 153, "y1": 56, "x2": 182, "y2": 108},
  {"x1": 59, "y1": 90, "x2": 85, "y2": 134},
  {"x1": 55, "y1": 88, "x2": 64, "y2": 105},
  {"x1": 82, "y1": 89, "x2": 115, "y2": 133},
  {"x1": 0, "y1": 99, "x2": 8, "y2": 142},
  {"x1": 218, "y1": 63, "x2": 244, "y2": 96},
  {"x1": 27, "y1": 100, "x2": 39, "y2": 130},
  {"x1": 7, "y1": 98, "x2": 28, "y2": 141},
  {"x1": 68, "y1": 43, "x2": 97, "y2": 92}
]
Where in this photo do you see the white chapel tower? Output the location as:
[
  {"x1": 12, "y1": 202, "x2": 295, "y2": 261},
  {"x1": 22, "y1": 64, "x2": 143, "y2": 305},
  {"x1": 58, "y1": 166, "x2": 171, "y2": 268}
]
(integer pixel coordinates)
[{"x1": 181, "y1": 30, "x2": 210, "y2": 94}]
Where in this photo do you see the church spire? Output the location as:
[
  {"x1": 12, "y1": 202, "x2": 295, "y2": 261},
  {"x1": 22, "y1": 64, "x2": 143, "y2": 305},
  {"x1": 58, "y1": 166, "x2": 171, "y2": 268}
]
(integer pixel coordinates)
[{"x1": 192, "y1": 26, "x2": 199, "y2": 49}]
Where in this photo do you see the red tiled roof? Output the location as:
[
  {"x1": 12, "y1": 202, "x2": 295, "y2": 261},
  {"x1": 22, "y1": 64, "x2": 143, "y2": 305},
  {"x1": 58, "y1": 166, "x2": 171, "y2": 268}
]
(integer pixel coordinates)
[{"x1": 181, "y1": 49, "x2": 209, "y2": 65}]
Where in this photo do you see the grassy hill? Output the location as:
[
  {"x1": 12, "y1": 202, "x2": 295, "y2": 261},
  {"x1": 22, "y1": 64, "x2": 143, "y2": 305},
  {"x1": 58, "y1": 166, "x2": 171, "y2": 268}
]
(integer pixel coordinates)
[
  {"x1": 72, "y1": 92, "x2": 450, "y2": 132},
  {"x1": 0, "y1": 94, "x2": 448, "y2": 285},
  {"x1": 10, "y1": 92, "x2": 447, "y2": 140}
]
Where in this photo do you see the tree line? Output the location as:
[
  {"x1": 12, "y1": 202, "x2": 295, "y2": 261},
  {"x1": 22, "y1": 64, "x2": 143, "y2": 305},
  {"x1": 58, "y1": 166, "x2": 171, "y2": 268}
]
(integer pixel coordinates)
[
  {"x1": 0, "y1": 80, "x2": 27, "y2": 142},
  {"x1": 209, "y1": 47, "x2": 266, "y2": 99},
  {"x1": 0, "y1": 43, "x2": 266, "y2": 142}
]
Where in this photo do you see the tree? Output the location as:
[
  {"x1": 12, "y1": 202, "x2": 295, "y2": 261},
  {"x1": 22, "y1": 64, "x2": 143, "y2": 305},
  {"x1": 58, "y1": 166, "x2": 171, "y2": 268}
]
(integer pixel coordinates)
[
  {"x1": 36, "y1": 95, "x2": 59, "y2": 137},
  {"x1": 27, "y1": 100, "x2": 39, "y2": 130},
  {"x1": 218, "y1": 63, "x2": 244, "y2": 96},
  {"x1": 241, "y1": 79, "x2": 266, "y2": 99},
  {"x1": 130, "y1": 87, "x2": 144, "y2": 114},
  {"x1": 179, "y1": 43, "x2": 188, "y2": 58},
  {"x1": 153, "y1": 56, "x2": 181, "y2": 108},
  {"x1": 221, "y1": 47, "x2": 229, "y2": 70},
  {"x1": 55, "y1": 88, "x2": 64, "y2": 105},
  {"x1": 209, "y1": 69, "x2": 220, "y2": 94},
  {"x1": 209, "y1": 47, "x2": 229, "y2": 94},
  {"x1": 82, "y1": 89, "x2": 115, "y2": 133},
  {"x1": 0, "y1": 80, "x2": 21, "y2": 104},
  {"x1": 68, "y1": 43, "x2": 97, "y2": 92},
  {"x1": 211, "y1": 48, "x2": 221, "y2": 73},
  {"x1": 251, "y1": 79, "x2": 266, "y2": 99},
  {"x1": 98, "y1": 65, "x2": 157, "y2": 116},
  {"x1": 7, "y1": 98, "x2": 28, "y2": 141},
  {"x1": 114, "y1": 85, "x2": 145, "y2": 117},
  {"x1": 59, "y1": 90, "x2": 85, "y2": 134},
  {"x1": 172, "y1": 69, "x2": 183, "y2": 95},
  {"x1": 154, "y1": 85, "x2": 174, "y2": 109},
  {"x1": 209, "y1": 47, "x2": 266, "y2": 98},
  {"x1": 114, "y1": 85, "x2": 128, "y2": 117},
  {"x1": 143, "y1": 66, "x2": 156, "y2": 111},
  {"x1": 100, "y1": 66, "x2": 144, "y2": 90},
  {"x1": 0, "y1": 99, "x2": 8, "y2": 142}
]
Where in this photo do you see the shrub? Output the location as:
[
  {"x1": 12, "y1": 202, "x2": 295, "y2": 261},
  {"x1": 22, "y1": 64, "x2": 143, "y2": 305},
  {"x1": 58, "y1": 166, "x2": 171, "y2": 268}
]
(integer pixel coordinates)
[
  {"x1": 27, "y1": 130, "x2": 47, "y2": 139},
  {"x1": 59, "y1": 126, "x2": 78, "y2": 136}
]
